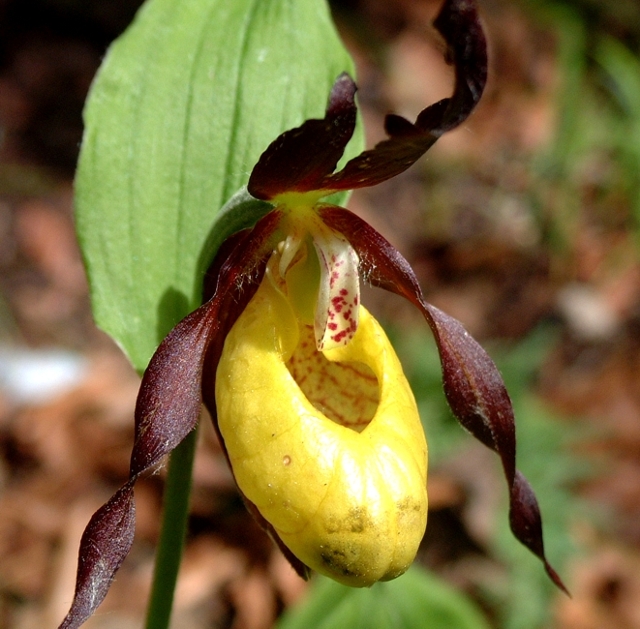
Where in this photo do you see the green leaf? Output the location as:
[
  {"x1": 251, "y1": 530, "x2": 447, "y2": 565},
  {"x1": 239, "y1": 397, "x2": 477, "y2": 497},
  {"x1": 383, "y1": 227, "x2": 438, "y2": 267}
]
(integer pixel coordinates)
[
  {"x1": 276, "y1": 566, "x2": 491, "y2": 629},
  {"x1": 76, "y1": 0, "x2": 362, "y2": 371}
]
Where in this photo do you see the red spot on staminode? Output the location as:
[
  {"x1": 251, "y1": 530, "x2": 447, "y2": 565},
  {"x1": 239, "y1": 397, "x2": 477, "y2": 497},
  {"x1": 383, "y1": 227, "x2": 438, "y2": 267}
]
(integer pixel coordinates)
[
  {"x1": 340, "y1": 288, "x2": 348, "y2": 296},
  {"x1": 332, "y1": 329, "x2": 349, "y2": 343},
  {"x1": 331, "y1": 296, "x2": 345, "y2": 313},
  {"x1": 328, "y1": 322, "x2": 338, "y2": 331}
]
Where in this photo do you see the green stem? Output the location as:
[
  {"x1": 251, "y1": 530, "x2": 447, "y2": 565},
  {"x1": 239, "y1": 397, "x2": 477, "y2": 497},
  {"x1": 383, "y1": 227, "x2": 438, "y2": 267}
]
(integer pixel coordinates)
[{"x1": 145, "y1": 427, "x2": 198, "y2": 629}]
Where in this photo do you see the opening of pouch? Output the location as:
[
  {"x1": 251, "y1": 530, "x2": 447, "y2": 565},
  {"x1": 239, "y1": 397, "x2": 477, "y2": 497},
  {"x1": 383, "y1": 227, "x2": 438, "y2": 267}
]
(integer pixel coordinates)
[{"x1": 286, "y1": 324, "x2": 379, "y2": 432}]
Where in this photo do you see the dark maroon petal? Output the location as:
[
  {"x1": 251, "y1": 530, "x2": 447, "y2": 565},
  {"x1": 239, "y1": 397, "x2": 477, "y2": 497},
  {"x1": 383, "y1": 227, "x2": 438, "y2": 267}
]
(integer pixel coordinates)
[
  {"x1": 203, "y1": 209, "x2": 282, "y2": 308},
  {"x1": 510, "y1": 472, "x2": 570, "y2": 594},
  {"x1": 248, "y1": 73, "x2": 357, "y2": 200},
  {"x1": 58, "y1": 484, "x2": 135, "y2": 629},
  {"x1": 318, "y1": 0, "x2": 487, "y2": 192},
  {"x1": 58, "y1": 211, "x2": 282, "y2": 629},
  {"x1": 58, "y1": 301, "x2": 218, "y2": 629},
  {"x1": 319, "y1": 205, "x2": 568, "y2": 593},
  {"x1": 248, "y1": 0, "x2": 487, "y2": 201},
  {"x1": 202, "y1": 227, "x2": 250, "y2": 300},
  {"x1": 129, "y1": 302, "x2": 221, "y2": 477}
]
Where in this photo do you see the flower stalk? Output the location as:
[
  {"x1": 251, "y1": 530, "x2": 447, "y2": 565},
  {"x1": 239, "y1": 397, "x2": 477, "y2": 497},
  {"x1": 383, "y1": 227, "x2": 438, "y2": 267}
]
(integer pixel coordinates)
[{"x1": 144, "y1": 427, "x2": 198, "y2": 629}]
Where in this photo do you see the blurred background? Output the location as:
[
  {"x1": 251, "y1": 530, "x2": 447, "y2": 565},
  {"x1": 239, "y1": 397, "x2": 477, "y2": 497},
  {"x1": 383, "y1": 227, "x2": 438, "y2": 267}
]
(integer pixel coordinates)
[{"x1": 1, "y1": 0, "x2": 640, "y2": 627}]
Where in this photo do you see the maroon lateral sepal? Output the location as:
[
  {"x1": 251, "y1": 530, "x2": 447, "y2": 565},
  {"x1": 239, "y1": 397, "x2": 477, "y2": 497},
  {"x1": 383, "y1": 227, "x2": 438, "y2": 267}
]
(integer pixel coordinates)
[
  {"x1": 318, "y1": 204, "x2": 568, "y2": 594},
  {"x1": 248, "y1": 0, "x2": 487, "y2": 201},
  {"x1": 57, "y1": 211, "x2": 281, "y2": 629}
]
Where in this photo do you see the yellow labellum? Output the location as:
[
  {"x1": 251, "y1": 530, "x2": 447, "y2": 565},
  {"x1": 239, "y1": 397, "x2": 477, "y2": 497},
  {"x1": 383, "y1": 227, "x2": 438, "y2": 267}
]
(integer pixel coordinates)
[{"x1": 216, "y1": 271, "x2": 428, "y2": 587}]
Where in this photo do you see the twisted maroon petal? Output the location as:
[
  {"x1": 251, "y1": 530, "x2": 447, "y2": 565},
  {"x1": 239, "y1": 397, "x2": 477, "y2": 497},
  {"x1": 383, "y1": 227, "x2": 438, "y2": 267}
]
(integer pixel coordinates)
[
  {"x1": 58, "y1": 211, "x2": 281, "y2": 629},
  {"x1": 248, "y1": 0, "x2": 487, "y2": 201},
  {"x1": 58, "y1": 485, "x2": 135, "y2": 629},
  {"x1": 319, "y1": 205, "x2": 568, "y2": 595},
  {"x1": 320, "y1": 0, "x2": 486, "y2": 192}
]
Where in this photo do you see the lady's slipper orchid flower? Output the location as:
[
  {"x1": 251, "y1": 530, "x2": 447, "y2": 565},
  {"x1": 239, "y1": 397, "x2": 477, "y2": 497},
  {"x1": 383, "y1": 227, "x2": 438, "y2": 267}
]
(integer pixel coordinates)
[{"x1": 59, "y1": 1, "x2": 566, "y2": 627}]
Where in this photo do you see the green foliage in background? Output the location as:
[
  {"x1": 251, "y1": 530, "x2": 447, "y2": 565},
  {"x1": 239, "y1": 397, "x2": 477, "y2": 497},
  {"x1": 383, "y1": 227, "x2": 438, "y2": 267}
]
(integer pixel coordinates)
[
  {"x1": 75, "y1": 0, "x2": 362, "y2": 372},
  {"x1": 595, "y1": 35, "x2": 640, "y2": 230},
  {"x1": 277, "y1": 566, "x2": 491, "y2": 629},
  {"x1": 519, "y1": 0, "x2": 640, "y2": 251}
]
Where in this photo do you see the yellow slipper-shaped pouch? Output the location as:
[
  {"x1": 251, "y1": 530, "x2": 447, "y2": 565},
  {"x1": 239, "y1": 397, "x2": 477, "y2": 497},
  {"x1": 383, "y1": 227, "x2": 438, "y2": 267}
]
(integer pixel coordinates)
[{"x1": 216, "y1": 268, "x2": 427, "y2": 587}]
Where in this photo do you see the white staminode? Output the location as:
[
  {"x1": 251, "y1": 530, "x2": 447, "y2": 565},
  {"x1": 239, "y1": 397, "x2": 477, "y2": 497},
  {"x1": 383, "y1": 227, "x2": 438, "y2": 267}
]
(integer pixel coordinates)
[
  {"x1": 276, "y1": 208, "x2": 361, "y2": 352},
  {"x1": 309, "y1": 218, "x2": 360, "y2": 351}
]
